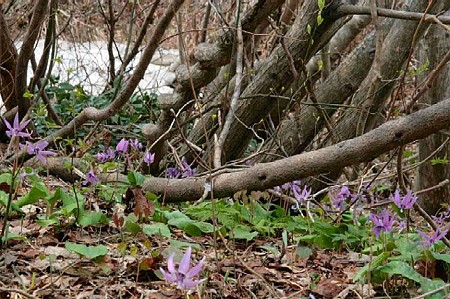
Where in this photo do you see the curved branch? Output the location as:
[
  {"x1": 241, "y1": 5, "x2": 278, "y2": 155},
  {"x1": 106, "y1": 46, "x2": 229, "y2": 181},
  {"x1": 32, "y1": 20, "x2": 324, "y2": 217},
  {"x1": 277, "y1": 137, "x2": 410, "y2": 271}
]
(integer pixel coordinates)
[
  {"x1": 334, "y1": 4, "x2": 450, "y2": 25},
  {"x1": 134, "y1": 97, "x2": 450, "y2": 202}
]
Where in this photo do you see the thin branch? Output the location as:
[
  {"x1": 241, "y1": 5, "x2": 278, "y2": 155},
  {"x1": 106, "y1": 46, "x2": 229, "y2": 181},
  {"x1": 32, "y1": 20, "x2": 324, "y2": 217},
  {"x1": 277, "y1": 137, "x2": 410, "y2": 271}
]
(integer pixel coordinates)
[
  {"x1": 334, "y1": 5, "x2": 450, "y2": 25},
  {"x1": 214, "y1": 2, "x2": 244, "y2": 168}
]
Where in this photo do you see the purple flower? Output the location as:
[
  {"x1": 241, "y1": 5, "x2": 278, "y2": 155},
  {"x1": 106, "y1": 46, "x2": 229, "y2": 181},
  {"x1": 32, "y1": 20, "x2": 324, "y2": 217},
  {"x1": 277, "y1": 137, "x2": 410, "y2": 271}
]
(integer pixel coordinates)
[
  {"x1": 96, "y1": 148, "x2": 116, "y2": 162},
  {"x1": 4, "y1": 112, "x2": 31, "y2": 138},
  {"x1": 143, "y1": 150, "x2": 155, "y2": 166},
  {"x1": 83, "y1": 168, "x2": 100, "y2": 186},
  {"x1": 130, "y1": 139, "x2": 143, "y2": 150},
  {"x1": 167, "y1": 167, "x2": 181, "y2": 179},
  {"x1": 418, "y1": 228, "x2": 448, "y2": 247},
  {"x1": 160, "y1": 247, "x2": 206, "y2": 290},
  {"x1": 331, "y1": 186, "x2": 353, "y2": 210},
  {"x1": 391, "y1": 189, "x2": 417, "y2": 211},
  {"x1": 116, "y1": 138, "x2": 129, "y2": 154},
  {"x1": 22, "y1": 140, "x2": 56, "y2": 163},
  {"x1": 181, "y1": 157, "x2": 197, "y2": 178},
  {"x1": 293, "y1": 185, "x2": 311, "y2": 204},
  {"x1": 96, "y1": 152, "x2": 108, "y2": 163},
  {"x1": 369, "y1": 209, "x2": 396, "y2": 239},
  {"x1": 337, "y1": 186, "x2": 351, "y2": 200}
]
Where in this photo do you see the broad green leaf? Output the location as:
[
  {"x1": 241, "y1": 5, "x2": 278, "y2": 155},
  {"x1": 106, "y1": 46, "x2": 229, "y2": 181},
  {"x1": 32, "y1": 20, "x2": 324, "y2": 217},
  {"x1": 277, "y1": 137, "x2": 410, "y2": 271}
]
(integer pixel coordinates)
[
  {"x1": 1, "y1": 232, "x2": 26, "y2": 242},
  {"x1": 379, "y1": 261, "x2": 423, "y2": 283},
  {"x1": 0, "y1": 173, "x2": 16, "y2": 189},
  {"x1": 430, "y1": 251, "x2": 450, "y2": 264},
  {"x1": 65, "y1": 242, "x2": 108, "y2": 259},
  {"x1": 143, "y1": 223, "x2": 171, "y2": 239},
  {"x1": 421, "y1": 278, "x2": 448, "y2": 299},
  {"x1": 16, "y1": 182, "x2": 49, "y2": 207},
  {"x1": 124, "y1": 220, "x2": 142, "y2": 234},
  {"x1": 36, "y1": 215, "x2": 60, "y2": 227},
  {"x1": 78, "y1": 211, "x2": 109, "y2": 227},
  {"x1": 169, "y1": 239, "x2": 201, "y2": 251},
  {"x1": 163, "y1": 210, "x2": 190, "y2": 221},
  {"x1": 47, "y1": 188, "x2": 72, "y2": 206},
  {"x1": 231, "y1": 225, "x2": 258, "y2": 241},
  {"x1": 127, "y1": 171, "x2": 146, "y2": 186},
  {"x1": 183, "y1": 223, "x2": 203, "y2": 237},
  {"x1": 295, "y1": 245, "x2": 313, "y2": 259},
  {"x1": 353, "y1": 252, "x2": 390, "y2": 282},
  {"x1": 61, "y1": 191, "x2": 85, "y2": 215}
]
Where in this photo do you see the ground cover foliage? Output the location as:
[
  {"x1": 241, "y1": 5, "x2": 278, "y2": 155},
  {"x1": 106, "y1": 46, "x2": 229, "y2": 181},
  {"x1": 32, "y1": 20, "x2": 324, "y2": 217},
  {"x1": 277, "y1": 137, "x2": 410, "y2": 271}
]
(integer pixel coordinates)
[{"x1": 1, "y1": 0, "x2": 450, "y2": 298}]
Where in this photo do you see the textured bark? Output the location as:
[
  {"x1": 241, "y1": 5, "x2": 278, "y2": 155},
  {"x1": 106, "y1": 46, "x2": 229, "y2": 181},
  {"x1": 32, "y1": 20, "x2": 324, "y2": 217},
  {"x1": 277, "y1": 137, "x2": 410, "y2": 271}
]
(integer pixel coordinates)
[
  {"x1": 416, "y1": 14, "x2": 450, "y2": 215},
  {"x1": 15, "y1": 0, "x2": 49, "y2": 118},
  {"x1": 33, "y1": 97, "x2": 449, "y2": 202},
  {"x1": 144, "y1": 0, "x2": 286, "y2": 174},
  {"x1": 259, "y1": 29, "x2": 376, "y2": 162},
  {"x1": 218, "y1": 0, "x2": 347, "y2": 162},
  {"x1": 134, "y1": 97, "x2": 450, "y2": 202},
  {"x1": 305, "y1": 0, "x2": 450, "y2": 192},
  {"x1": 0, "y1": 9, "x2": 18, "y2": 111}
]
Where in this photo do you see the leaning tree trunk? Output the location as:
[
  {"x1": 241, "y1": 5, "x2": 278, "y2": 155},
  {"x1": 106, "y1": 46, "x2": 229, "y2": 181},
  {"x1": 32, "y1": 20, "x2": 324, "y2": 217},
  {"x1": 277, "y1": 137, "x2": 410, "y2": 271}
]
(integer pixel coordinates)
[{"x1": 416, "y1": 12, "x2": 450, "y2": 215}]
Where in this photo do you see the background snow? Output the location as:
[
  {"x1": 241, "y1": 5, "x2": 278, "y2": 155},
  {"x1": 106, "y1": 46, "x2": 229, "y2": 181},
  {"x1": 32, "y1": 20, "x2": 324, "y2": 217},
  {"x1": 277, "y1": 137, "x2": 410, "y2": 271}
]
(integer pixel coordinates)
[{"x1": 0, "y1": 40, "x2": 178, "y2": 113}]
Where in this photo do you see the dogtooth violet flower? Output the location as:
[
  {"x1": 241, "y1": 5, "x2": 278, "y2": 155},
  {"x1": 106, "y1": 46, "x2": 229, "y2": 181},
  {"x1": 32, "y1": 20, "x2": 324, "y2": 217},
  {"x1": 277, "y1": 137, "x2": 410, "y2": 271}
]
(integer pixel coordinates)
[
  {"x1": 96, "y1": 148, "x2": 116, "y2": 162},
  {"x1": 116, "y1": 138, "x2": 129, "y2": 154},
  {"x1": 143, "y1": 150, "x2": 155, "y2": 166},
  {"x1": 4, "y1": 112, "x2": 31, "y2": 138},
  {"x1": 83, "y1": 168, "x2": 100, "y2": 186},
  {"x1": 391, "y1": 189, "x2": 417, "y2": 211},
  {"x1": 160, "y1": 247, "x2": 206, "y2": 290},
  {"x1": 21, "y1": 140, "x2": 56, "y2": 163},
  {"x1": 369, "y1": 209, "x2": 396, "y2": 239},
  {"x1": 130, "y1": 139, "x2": 143, "y2": 150},
  {"x1": 418, "y1": 228, "x2": 448, "y2": 247}
]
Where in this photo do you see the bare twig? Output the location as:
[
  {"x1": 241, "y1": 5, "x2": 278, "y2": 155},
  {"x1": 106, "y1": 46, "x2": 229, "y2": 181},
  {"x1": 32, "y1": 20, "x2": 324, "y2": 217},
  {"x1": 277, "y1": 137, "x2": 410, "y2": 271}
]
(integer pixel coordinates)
[
  {"x1": 335, "y1": 5, "x2": 450, "y2": 25},
  {"x1": 214, "y1": 3, "x2": 244, "y2": 168}
]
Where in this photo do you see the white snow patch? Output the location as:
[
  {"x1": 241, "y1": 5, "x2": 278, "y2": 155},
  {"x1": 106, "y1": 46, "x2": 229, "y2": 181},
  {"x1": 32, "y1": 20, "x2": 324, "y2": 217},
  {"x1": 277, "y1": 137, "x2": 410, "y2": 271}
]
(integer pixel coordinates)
[{"x1": 0, "y1": 40, "x2": 179, "y2": 113}]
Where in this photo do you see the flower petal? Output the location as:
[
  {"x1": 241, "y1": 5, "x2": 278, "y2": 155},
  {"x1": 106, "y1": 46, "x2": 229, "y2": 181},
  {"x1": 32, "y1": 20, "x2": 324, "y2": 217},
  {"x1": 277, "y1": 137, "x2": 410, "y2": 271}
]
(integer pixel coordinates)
[
  {"x1": 180, "y1": 278, "x2": 206, "y2": 289},
  {"x1": 179, "y1": 247, "x2": 192, "y2": 274},
  {"x1": 186, "y1": 256, "x2": 205, "y2": 278},
  {"x1": 160, "y1": 268, "x2": 177, "y2": 283},
  {"x1": 167, "y1": 253, "x2": 176, "y2": 274}
]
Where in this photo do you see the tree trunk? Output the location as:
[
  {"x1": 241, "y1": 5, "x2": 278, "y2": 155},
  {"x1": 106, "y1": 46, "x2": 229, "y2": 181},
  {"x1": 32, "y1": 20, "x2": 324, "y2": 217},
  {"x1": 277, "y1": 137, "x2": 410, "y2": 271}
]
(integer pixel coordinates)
[{"x1": 416, "y1": 12, "x2": 450, "y2": 215}]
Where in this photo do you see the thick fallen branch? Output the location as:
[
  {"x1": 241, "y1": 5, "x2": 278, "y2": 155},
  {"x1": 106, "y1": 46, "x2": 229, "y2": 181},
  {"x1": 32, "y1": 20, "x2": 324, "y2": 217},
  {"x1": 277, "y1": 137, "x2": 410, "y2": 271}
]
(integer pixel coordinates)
[
  {"x1": 129, "y1": 97, "x2": 450, "y2": 202},
  {"x1": 37, "y1": 98, "x2": 450, "y2": 202}
]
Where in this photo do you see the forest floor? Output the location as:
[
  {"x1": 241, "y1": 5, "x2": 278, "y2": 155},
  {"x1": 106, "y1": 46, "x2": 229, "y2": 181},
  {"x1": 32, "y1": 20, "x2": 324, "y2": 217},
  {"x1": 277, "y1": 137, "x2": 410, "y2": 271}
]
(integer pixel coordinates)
[{"x1": 1, "y1": 1, "x2": 444, "y2": 299}]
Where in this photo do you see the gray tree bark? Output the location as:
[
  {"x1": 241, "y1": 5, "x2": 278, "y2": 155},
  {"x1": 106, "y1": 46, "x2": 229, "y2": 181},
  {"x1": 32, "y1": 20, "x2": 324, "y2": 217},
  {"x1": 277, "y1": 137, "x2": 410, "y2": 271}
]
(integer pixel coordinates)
[{"x1": 416, "y1": 13, "x2": 450, "y2": 215}]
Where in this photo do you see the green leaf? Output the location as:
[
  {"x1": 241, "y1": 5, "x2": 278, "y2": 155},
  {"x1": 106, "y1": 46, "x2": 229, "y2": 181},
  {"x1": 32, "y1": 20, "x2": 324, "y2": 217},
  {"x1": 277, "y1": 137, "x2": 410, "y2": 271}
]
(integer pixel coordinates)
[
  {"x1": 1, "y1": 232, "x2": 26, "y2": 242},
  {"x1": 61, "y1": 191, "x2": 85, "y2": 215},
  {"x1": 16, "y1": 182, "x2": 49, "y2": 207},
  {"x1": 318, "y1": 0, "x2": 325, "y2": 10},
  {"x1": 421, "y1": 278, "x2": 448, "y2": 299},
  {"x1": 295, "y1": 245, "x2": 313, "y2": 259},
  {"x1": 143, "y1": 223, "x2": 171, "y2": 239},
  {"x1": 353, "y1": 251, "x2": 390, "y2": 282},
  {"x1": 65, "y1": 242, "x2": 108, "y2": 260},
  {"x1": 163, "y1": 210, "x2": 190, "y2": 221},
  {"x1": 169, "y1": 239, "x2": 201, "y2": 251},
  {"x1": 232, "y1": 225, "x2": 258, "y2": 241},
  {"x1": 47, "y1": 188, "x2": 71, "y2": 206},
  {"x1": 0, "y1": 173, "x2": 15, "y2": 189},
  {"x1": 317, "y1": 15, "x2": 323, "y2": 26},
  {"x1": 183, "y1": 223, "x2": 203, "y2": 237},
  {"x1": 78, "y1": 211, "x2": 109, "y2": 227},
  {"x1": 379, "y1": 261, "x2": 423, "y2": 283},
  {"x1": 36, "y1": 215, "x2": 60, "y2": 227},
  {"x1": 127, "y1": 171, "x2": 146, "y2": 186},
  {"x1": 430, "y1": 251, "x2": 450, "y2": 264}
]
